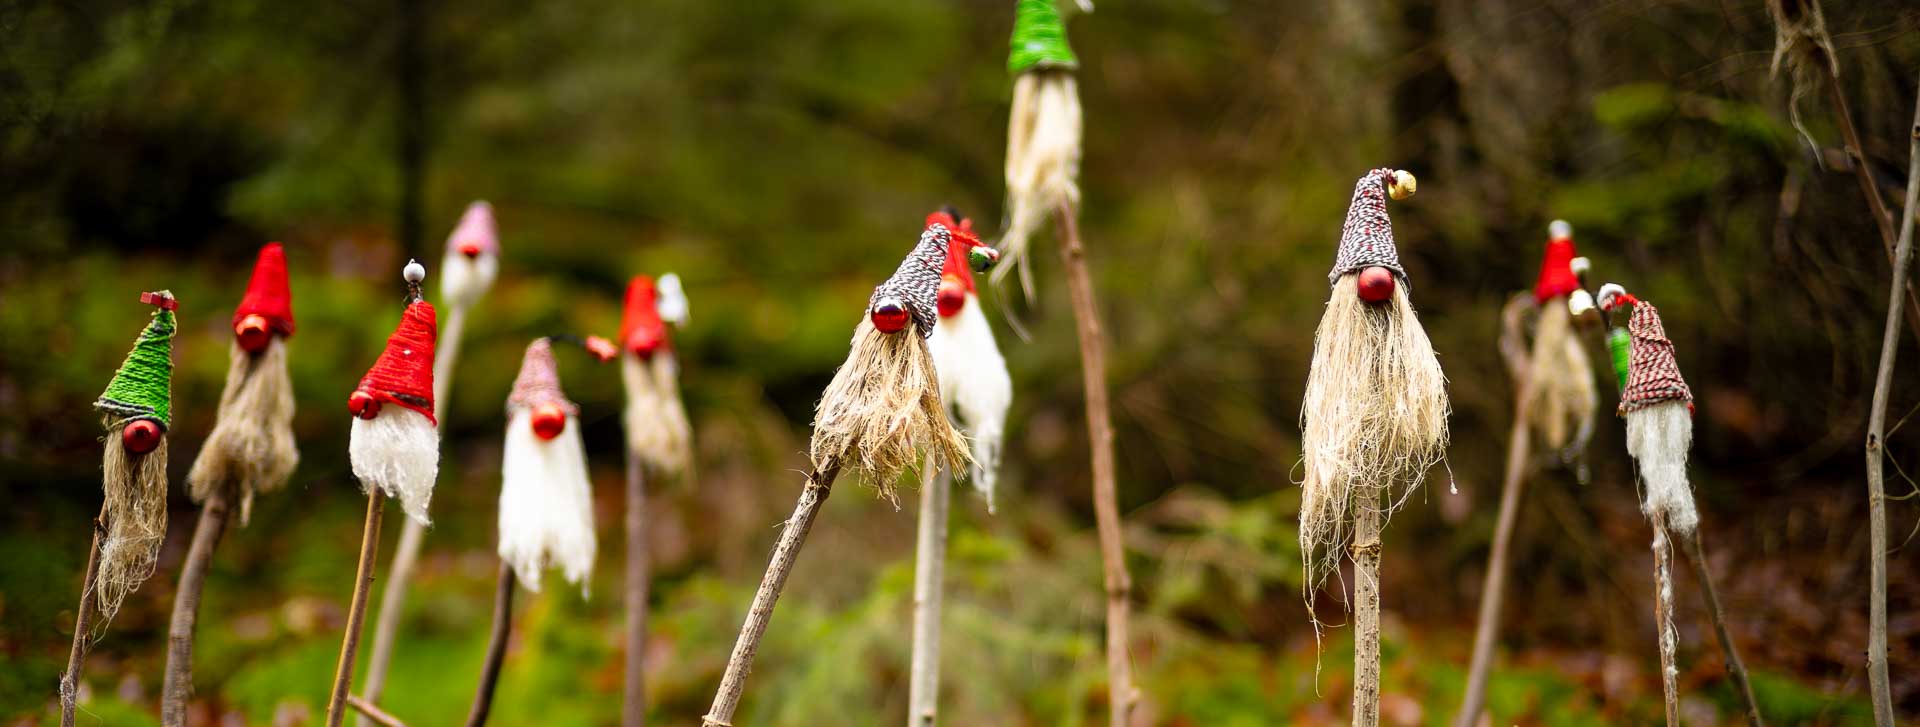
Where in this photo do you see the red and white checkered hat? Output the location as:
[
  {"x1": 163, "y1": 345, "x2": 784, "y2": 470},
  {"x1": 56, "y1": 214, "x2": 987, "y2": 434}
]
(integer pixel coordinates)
[{"x1": 1618, "y1": 302, "x2": 1692, "y2": 414}]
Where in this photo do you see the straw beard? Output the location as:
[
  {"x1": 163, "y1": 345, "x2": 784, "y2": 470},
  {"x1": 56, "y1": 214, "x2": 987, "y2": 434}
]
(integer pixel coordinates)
[
  {"x1": 498, "y1": 409, "x2": 597, "y2": 595},
  {"x1": 1625, "y1": 400, "x2": 1697, "y2": 535},
  {"x1": 97, "y1": 422, "x2": 169, "y2": 623},
  {"x1": 1298, "y1": 274, "x2": 1450, "y2": 593},
  {"x1": 440, "y1": 250, "x2": 498, "y2": 311},
  {"x1": 996, "y1": 69, "x2": 1082, "y2": 299},
  {"x1": 622, "y1": 351, "x2": 693, "y2": 477},
  {"x1": 811, "y1": 319, "x2": 970, "y2": 505},
  {"x1": 927, "y1": 294, "x2": 1012, "y2": 510},
  {"x1": 1524, "y1": 302, "x2": 1597, "y2": 457},
  {"x1": 350, "y1": 406, "x2": 440, "y2": 526},
  {"x1": 187, "y1": 337, "x2": 299, "y2": 524}
]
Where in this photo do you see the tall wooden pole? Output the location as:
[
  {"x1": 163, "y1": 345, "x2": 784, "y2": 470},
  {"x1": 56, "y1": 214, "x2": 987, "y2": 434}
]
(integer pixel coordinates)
[
  {"x1": 325, "y1": 493, "x2": 386, "y2": 727},
  {"x1": 59, "y1": 512, "x2": 107, "y2": 727},
  {"x1": 623, "y1": 453, "x2": 651, "y2": 727},
  {"x1": 1351, "y1": 503, "x2": 1383, "y2": 727},
  {"x1": 162, "y1": 491, "x2": 231, "y2": 725},
  {"x1": 906, "y1": 461, "x2": 952, "y2": 726},
  {"x1": 464, "y1": 562, "x2": 516, "y2": 727}
]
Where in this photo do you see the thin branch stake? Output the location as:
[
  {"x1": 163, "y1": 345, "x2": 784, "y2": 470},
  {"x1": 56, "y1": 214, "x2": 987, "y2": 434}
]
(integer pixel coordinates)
[
  {"x1": 163, "y1": 491, "x2": 232, "y2": 726},
  {"x1": 465, "y1": 561, "x2": 516, "y2": 727},
  {"x1": 623, "y1": 454, "x2": 651, "y2": 727},
  {"x1": 59, "y1": 512, "x2": 107, "y2": 727},
  {"x1": 348, "y1": 695, "x2": 409, "y2": 727},
  {"x1": 325, "y1": 492, "x2": 387, "y2": 727},
  {"x1": 1679, "y1": 528, "x2": 1764, "y2": 727},
  {"x1": 907, "y1": 458, "x2": 951, "y2": 726}
]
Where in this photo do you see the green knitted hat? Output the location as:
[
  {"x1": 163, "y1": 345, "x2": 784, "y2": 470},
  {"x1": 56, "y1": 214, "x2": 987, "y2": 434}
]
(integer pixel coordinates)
[
  {"x1": 1008, "y1": 0, "x2": 1078, "y2": 74},
  {"x1": 96, "y1": 292, "x2": 177, "y2": 428}
]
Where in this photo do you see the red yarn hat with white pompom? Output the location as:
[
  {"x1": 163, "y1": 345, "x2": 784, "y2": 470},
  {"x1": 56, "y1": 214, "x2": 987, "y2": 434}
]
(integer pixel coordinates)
[
  {"x1": 234, "y1": 242, "x2": 295, "y2": 344},
  {"x1": 928, "y1": 209, "x2": 987, "y2": 317},
  {"x1": 350, "y1": 271, "x2": 438, "y2": 423},
  {"x1": 446, "y1": 201, "x2": 499, "y2": 258},
  {"x1": 621, "y1": 275, "x2": 673, "y2": 358},
  {"x1": 1533, "y1": 220, "x2": 1580, "y2": 303}
]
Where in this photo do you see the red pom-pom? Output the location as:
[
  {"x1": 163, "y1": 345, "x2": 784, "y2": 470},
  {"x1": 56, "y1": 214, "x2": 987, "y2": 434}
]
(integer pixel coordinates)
[
  {"x1": 937, "y1": 277, "x2": 967, "y2": 318},
  {"x1": 121, "y1": 419, "x2": 162, "y2": 454},
  {"x1": 348, "y1": 390, "x2": 381, "y2": 420},
  {"x1": 235, "y1": 314, "x2": 272, "y2": 353},
  {"x1": 1356, "y1": 266, "x2": 1395, "y2": 304},
  {"x1": 871, "y1": 299, "x2": 910, "y2": 334},
  {"x1": 530, "y1": 403, "x2": 567, "y2": 440}
]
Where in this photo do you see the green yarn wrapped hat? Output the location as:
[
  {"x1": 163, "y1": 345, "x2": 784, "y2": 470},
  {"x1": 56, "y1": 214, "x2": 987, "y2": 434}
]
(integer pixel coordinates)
[
  {"x1": 1008, "y1": 0, "x2": 1079, "y2": 74},
  {"x1": 96, "y1": 291, "x2": 177, "y2": 428}
]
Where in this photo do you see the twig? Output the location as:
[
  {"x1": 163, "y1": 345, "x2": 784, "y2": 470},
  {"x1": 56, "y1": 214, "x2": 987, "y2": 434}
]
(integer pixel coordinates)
[
  {"x1": 59, "y1": 511, "x2": 106, "y2": 727},
  {"x1": 623, "y1": 453, "x2": 650, "y2": 727},
  {"x1": 1350, "y1": 503, "x2": 1383, "y2": 727},
  {"x1": 1859, "y1": 71, "x2": 1919, "y2": 727},
  {"x1": 1680, "y1": 527, "x2": 1765, "y2": 727},
  {"x1": 701, "y1": 462, "x2": 843, "y2": 727},
  {"x1": 1652, "y1": 517, "x2": 1680, "y2": 727},
  {"x1": 162, "y1": 491, "x2": 232, "y2": 726},
  {"x1": 348, "y1": 695, "x2": 409, "y2": 727},
  {"x1": 907, "y1": 458, "x2": 952, "y2": 726},
  {"x1": 1455, "y1": 296, "x2": 1537, "y2": 727},
  {"x1": 465, "y1": 561, "x2": 516, "y2": 727},
  {"x1": 325, "y1": 493, "x2": 387, "y2": 727},
  {"x1": 1053, "y1": 201, "x2": 1136, "y2": 727}
]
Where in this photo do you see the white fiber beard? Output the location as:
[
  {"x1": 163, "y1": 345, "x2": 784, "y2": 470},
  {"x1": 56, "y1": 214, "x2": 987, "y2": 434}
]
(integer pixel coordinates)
[
  {"x1": 350, "y1": 406, "x2": 441, "y2": 526},
  {"x1": 1626, "y1": 400, "x2": 1698, "y2": 535},
  {"x1": 439, "y1": 251, "x2": 498, "y2": 311},
  {"x1": 928, "y1": 295, "x2": 1013, "y2": 510},
  {"x1": 498, "y1": 411, "x2": 597, "y2": 595},
  {"x1": 622, "y1": 352, "x2": 694, "y2": 476},
  {"x1": 997, "y1": 71, "x2": 1082, "y2": 298}
]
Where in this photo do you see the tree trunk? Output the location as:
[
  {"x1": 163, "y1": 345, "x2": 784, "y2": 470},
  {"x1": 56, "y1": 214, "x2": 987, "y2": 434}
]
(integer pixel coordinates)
[
  {"x1": 1351, "y1": 503, "x2": 1382, "y2": 727},
  {"x1": 326, "y1": 493, "x2": 386, "y2": 727},
  {"x1": 623, "y1": 453, "x2": 650, "y2": 727},
  {"x1": 162, "y1": 491, "x2": 231, "y2": 726},
  {"x1": 465, "y1": 562, "x2": 515, "y2": 727},
  {"x1": 907, "y1": 460, "x2": 952, "y2": 727},
  {"x1": 59, "y1": 511, "x2": 106, "y2": 727}
]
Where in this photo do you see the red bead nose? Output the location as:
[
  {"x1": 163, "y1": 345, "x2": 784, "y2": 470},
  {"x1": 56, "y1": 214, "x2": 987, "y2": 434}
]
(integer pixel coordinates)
[
  {"x1": 348, "y1": 390, "x2": 381, "y2": 420},
  {"x1": 235, "y1": 314, "x2": 272, "y2": 353},
  {"x1": 937, "y1": 278, "x2": 966, "y2": 318},
  {"x1": 871, "y1": 298, "x2": 910, "y2": 334},
  {"x1": 1356, "y1": 266, "x2": 1396, "y2": 304},
  {"x1": 530, "y1": 403, "x2": 567, "y2": 441},
  {"x1": 121, "y1": 419, "x2": 162, "y2": 454},
  {"x1": 458, "y1": 242, "x2": 483, "y2": 259}
]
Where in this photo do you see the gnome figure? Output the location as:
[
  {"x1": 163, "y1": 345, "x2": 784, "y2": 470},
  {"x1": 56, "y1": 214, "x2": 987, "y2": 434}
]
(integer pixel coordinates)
[
  {"x1": 1298, "y1": 168, "x2": 1448, "y2": 726},
  {"x1": 441, "y1": 201, "x2": 500, "y2": 312},
  {"x1": 93, "y1": 290, "x2": 180, "y2": 622},
  {"x1": 348, "y1": 262, "x2": 441, "y2": 526},
  {"x1": 189, "y1": 243, "x2": 300, "y2": 523},
  {"x1": 997, "y1": 0, "x2": 1089, "y2": 298},
  {"x1": 498, "y1": 338, "x2": 598, "y2": 593},
  {"x1": 1524, "y1": 221, "x2": 1598, "y2": 463},
  {"x1": 621, "y1": 274, "x2": 694, "y2": 478},
  {"x1": 924, "y1": 208, "x2": 1012, "y2": 507}
]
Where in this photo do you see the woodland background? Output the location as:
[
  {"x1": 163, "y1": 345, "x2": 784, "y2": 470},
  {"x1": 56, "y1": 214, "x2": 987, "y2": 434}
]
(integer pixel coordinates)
[{"x1": 3, "y1": 0, "x2": 1920, "y2": 724}]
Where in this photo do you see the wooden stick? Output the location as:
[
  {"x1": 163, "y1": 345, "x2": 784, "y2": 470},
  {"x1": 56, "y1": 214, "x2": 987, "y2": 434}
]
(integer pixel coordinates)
[
  {"x1": 1053, "y1": 202, "x2": 1136, "y2": 727},
  {"x1": 1454, "y1": 296, "x2": 1536, "y2": 727},
  {"x1": 59, "y1": 511, "x2": 107, "y2": 727},
  {"x1": 907, "y1": 458, "x2": 951, "y2": 727},
  {"x1": 1812, "y1": 44, "x2": 1920, "y2": 346},
  {"x1": 1679, "y1": 527, "x2": 1764, "y2": 727},
  {"x1": 1651, "y1": 517, "x2": 1680, "y2": 727},
  {"x1": 348, "y1": 695, "x2": 409, "y2": 727},
  {"x1": 162, "y1": 490, "x2": 232, "y2": 726},
  {"x1": 702, "y1": 462, "x2": 842, "y2": 727},
  {"x1": 325, "y1": 492, "x2": 386, "y2": 727},
  {"x1": 1859, "y1": 72, "x2": 1920, "y2": 727},
  {"x1": 1350, "y1": 502, "x2": 1383, "y2": 727},
  {"x1": 465, "y1": 561, "x2": 516, "y2": 727},
  {"x1": 623, "y1": 453, "x2": 651, "y2": 727}
]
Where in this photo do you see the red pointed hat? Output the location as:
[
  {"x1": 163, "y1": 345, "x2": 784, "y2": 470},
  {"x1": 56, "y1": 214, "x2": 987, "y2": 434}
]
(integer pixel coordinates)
[
  {"x1": 927, "y1": 210, "x2": 984, "y2": 294},
  {"x1": 621, "y1": 275, "x2": 672, "y2": 358},
  {"x1": 1533, "y1": 221, "x2": 1580, "y2": 303},
  {"x1": 235, "y1": 242, "x2": 296, "y2": 336},
  {"x1": 446, "y1": 201, "x2": 499, "y2": 258},
  {"x1": 508, "y1": 338, "x2": 579, "y2": 415},
  {"x1": 355, "y1": 300, "x2": 439, "y2": 422}
]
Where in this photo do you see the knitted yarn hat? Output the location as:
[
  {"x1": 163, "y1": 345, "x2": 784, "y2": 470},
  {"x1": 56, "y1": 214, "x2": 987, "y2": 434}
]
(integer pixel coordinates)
[
  {"x1": 621, "y1": 275, "x2": 672, "y2": 357},
  {"x1": 235, "y1": 242, "x2": 296, "y2": 336},
  {"x1": 446, "y1": 201, "x2": 499, "y2": 257},
  {"x1": 508, "y1": 338, "x2": 579, "y2": 416},
  {"x1": 97, "y1": 291, "x2": 178, "y2": 428},
  {"x1": 871, "y1": 223, "x2": 951, "y2": 338},
  {"x1": 1329, "y1": 168, "x2": 1415, "y2": 286},
  {"x1": 1533, "y1": 220, "x2": 1580, "y2": 303},
  {"x1": 928, "y1": 210, "x2": 983, "y2": 294},
  {"x1": 1618, "y1": 302, "x2": 1691, "y2": 414},
  {"x1": 355, "y1": 300, "x2": 439, "y2": 423},
  {"x1": 1008, "y1": 0, "x2": 1078, "y2": 74}
]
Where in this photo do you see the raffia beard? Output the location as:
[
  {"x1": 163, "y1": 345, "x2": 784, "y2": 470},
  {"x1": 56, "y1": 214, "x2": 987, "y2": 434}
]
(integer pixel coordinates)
[
  {"x1": 811, "y1": 319, "x2": 971, "y2": 505},
  {"x1": 928, "y1": 296, "x2": 1013, "y2": 511},
  {"x1": 996, "y1": 70, "x2": 1082, "y2": 300},
  {"x1": 98, "y1": 425, "x2": 169, "y2": 625},
  {"x1": 1297, "y1": 275, "x2": 1450, "y2": 600},
  {"x1": 1525, "y1": 302, "x2": 1597, "y2": 457},
  {"x1": 622, "y1": 351, "x2": 693, "y2": 478},
  {"x1": 498, "y1": 410, "x2": 597, "y2": 596},
  {"x1": 439, "y1": 250, "x2": 498, "y2": 311},
  {"x1": 350, "y1": 406, "x2": 440, "y2": 526},
  {"x1": 187, "y1": 337, "x2": 300, "y2": 525},
  {"x1": 1626, "y1": 400, "x2": 1698, "y2": 535}
]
